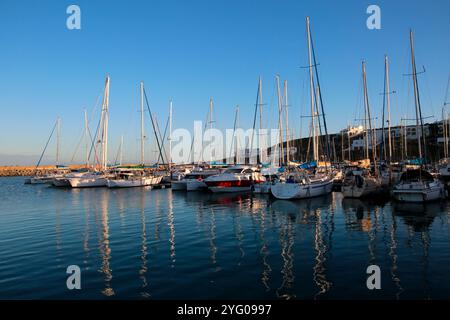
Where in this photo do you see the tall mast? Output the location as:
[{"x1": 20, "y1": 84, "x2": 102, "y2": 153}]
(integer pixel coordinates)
[
  {"x1": 258, "y1": 76, "x2": 264, "y2": 164},
  {"x1": 443, "y1": 106, "x2": 448, "y2": 159},
  {"x1": 169, "y1": 98, "x2": 173, "y2": 171},
  {"x1": 385, "y1": 55, "x2": 393, "y2": 161},
  {"x1": 410, "y1": 30, "x2": 424, "y2": 160},
  {"x1": 209, "y1": 97, "x2": 214, "y2": 164},
  {"x1": 362, "y1": 61, "x2": 378, "y2": 175},
  {"x1": 315, "y1": 86, "x2": 321, "y2": 162},
  {"x1": 120, "y1": 134, "x2": 123, "y2": 166},
  {"x1": 276, "y1": 75, "x2": 284, "y2": 164},
  {"x1": 84, "y1": 109, "x2": 89, "y2": 167},
  {"x1": 284, "y1": 80, "x2": 290, "y2": 164},
  {"x1": 100, "y1": 76, "x2": 110, "y2": 171},
  {"x1": 306, "y1": 17, "x2": 317, "y2": 162},
  {"x1": 56, "y1": 117, "x2": 61, "y2": 166},
  {"x1": 140, "y1": 82, "x2": 145, "y2": 166}
]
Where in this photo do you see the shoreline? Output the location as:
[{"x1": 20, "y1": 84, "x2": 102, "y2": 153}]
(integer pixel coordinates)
[{"x1": 0, "y1": 165, "x2": 84, "y2": 177}]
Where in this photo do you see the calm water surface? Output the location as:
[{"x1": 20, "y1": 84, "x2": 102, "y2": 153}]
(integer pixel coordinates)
[{"x1": 1, "y1": 176, "x2": 450, "y2": 299}]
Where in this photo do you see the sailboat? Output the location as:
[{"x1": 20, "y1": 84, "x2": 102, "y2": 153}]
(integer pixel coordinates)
[
  {"x1": 342, "y1": 61, "x2": 387, "y2": 198},
  {"x1": 270, "y1": 17, "x2": 333, "y2": 200},
  {"x1": 69, "y1": 76, "x2": 112, "y2": 188},
  {"x1": 27, "y1": 118, "x2": 69, "y2": 184},
  {"x1": 107, "y1": 82, "x2": 163, "y2": 188},
  {"x1": 173, "y1": 99, "x2": 225, "y2": 191},
  {"x1": 391, "y1": 31, "x2": 446, "y2": 202}
]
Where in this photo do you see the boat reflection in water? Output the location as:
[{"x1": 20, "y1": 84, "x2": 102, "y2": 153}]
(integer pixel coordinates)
[{"x1": 4, "y1": 175, "x2": 450, "y2": 299}]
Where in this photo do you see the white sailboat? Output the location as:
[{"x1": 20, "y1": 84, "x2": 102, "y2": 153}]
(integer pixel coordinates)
[
  {"x1": 271, "y1": 17, "x2": 333, "y2": 200},
  {"x1": 28, "y1": 117, "x2": 69, "y2": 184},
  {"x1": 69, "y1": 76, "x2": 112, "y2": 188},
  {"x1": 391, "y1": 30, "x2": 445, "y2": 202},
  {"x1": 106, "y1": 81, "x2": 162, "y2": 188},
  {"x1": 342, "y1": 61, "x2": 387, "y2": 198}
]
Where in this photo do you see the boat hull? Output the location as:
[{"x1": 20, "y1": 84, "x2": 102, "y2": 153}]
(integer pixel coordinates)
[
  {"x1": 186, "y1": 179, "x2": 208, "y2": 191},
  {"x1": 171, "y1": 180, "x2": 187, "y2": 191},
  {"x1": 107, "y1": 176, "x2": 163, "y2": 188},
  {"x1": 391, "y1": 181, "x2": 446, "y2": 203},
  {"x1": 52, "y1": 178, "x2": 71, "y2": 187},
  {"x1": 69, "y1": 176, "x2": 108, "y2": 188},
  {"x1": 270, "y1": 179, "x2": 333, "y2": 200}
]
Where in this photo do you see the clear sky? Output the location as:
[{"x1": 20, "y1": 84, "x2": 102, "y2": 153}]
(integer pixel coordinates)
[{"x1": 0, "y1": 0, "x2": 449, "y2": 165}]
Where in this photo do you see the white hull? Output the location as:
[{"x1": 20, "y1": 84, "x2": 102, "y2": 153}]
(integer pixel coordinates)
[
  {"x1": 186, "y1": 179, "x2": 208, "y2": 191},
  {"x1": 69, "y1": 176, "x2": 108, "y2": 188},
  {"x1": 271, "y1": 179, "x2": 333, "y2": 200},
  {"x1": 391, "y1": 181, "x2": 446, "y2": 203},
  {"x1": 107, "y1": 176, "x2": 162, "y2": 188}
]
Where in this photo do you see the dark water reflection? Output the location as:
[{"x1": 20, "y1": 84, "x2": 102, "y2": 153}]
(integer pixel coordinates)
[{"x1": 0, "y1": 177, "x2": 450, "y2": 299}]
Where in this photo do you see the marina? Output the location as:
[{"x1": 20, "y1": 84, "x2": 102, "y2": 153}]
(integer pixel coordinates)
[{"x1": 1, "y1": 0, "x2": 450, "y2": 304}]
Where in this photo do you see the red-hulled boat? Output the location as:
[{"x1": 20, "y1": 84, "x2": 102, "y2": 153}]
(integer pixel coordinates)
[{"x1": 204, "y1": 165, "x2": 265, "y2": 193}]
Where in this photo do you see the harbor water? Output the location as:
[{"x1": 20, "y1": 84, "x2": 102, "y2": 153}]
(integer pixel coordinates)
[{"x1": 1, "y1": 176, "x2": 450, "y2": 299}]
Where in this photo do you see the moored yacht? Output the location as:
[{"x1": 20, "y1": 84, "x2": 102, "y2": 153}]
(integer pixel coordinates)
[
  {"x1": 52, "y1": 168, "x2": 90, "y2": 187},
  {"x1": 204, "y1": 165, "x2": 265, "y2": 193},
  {"x1": 341, "y1": 167, "x2": 387, "y2": 198},
  {"x1": 270, "y1": 168, "x2": 333, "y2": 200},
  {"x1": 106, "y1": 168, "x2": 163, "y2": 188},
  {"x1": 391, "y1": 169, "x2": 446, "y2": 202}
]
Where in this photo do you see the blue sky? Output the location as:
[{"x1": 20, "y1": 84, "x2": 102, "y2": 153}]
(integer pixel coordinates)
[{"x1": 0, "y1": 0, "x2": 449, "y2": 164}]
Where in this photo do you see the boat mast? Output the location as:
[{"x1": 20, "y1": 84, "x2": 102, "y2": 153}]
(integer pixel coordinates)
[
  {"x1": 385, "y1": 55, "x2": 393, "y2": 161},
  {"x1": 120, "y1": 134, "x2": 123, "y2": 166},
  {"x1": 362, "y1": 61, "x2": 378, "y2": 176},
  {"x1": 140, "y1": 82, "x2": 145, "y2": 166},
  {"x1": 284, "y1": 80, "x2": 290, "y2": 164},
  {"x1": 209, "y1": 97, "x2": 214, "y2": 164},
  {"x1": 100, "y1": 76, "x2": 110, "y2": 171},
  {"x1": 442, "y1": 75, "x2": 450, "y2": 159},
  {"x1": 306, "y1": 17, "x2": 317, "y2": 162},
  {"x1": 258, "y1": 77, "x2": 264, "y2": 164},
  {"x1": 229, "y1": 106, "x2": 238, "y2": 164},
  {"x1": 169, "y1": 98, "x2": 173, "y2": 172},
  {"x1": 84, "y1": 109, "x2": 89, "y2": 167},
  {"x1": 409, "y1": 30, "x2": 425, "y2": 160},
  {"x1": 276, "y1": 75, "x2": 284, "y2": 164},
  {"x1": 56, "y1": 117, "x2": 61, "y2": 167}
]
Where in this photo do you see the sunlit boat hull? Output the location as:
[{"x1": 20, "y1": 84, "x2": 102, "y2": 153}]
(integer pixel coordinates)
[
  {"x1": 106, "y1": 176, "x2": 163, "y2": 188},
  {"x1": 69, "y1": 175, "x2": 108, "y2": 188}
]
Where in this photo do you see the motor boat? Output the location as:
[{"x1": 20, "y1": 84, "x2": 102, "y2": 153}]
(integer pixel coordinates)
[
  {"x1": 391, "y1": 169, "x2": 446, "y2": 202},
  {"x1": 204, "y1": 165, "x2": 265, "y2": 193}
]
